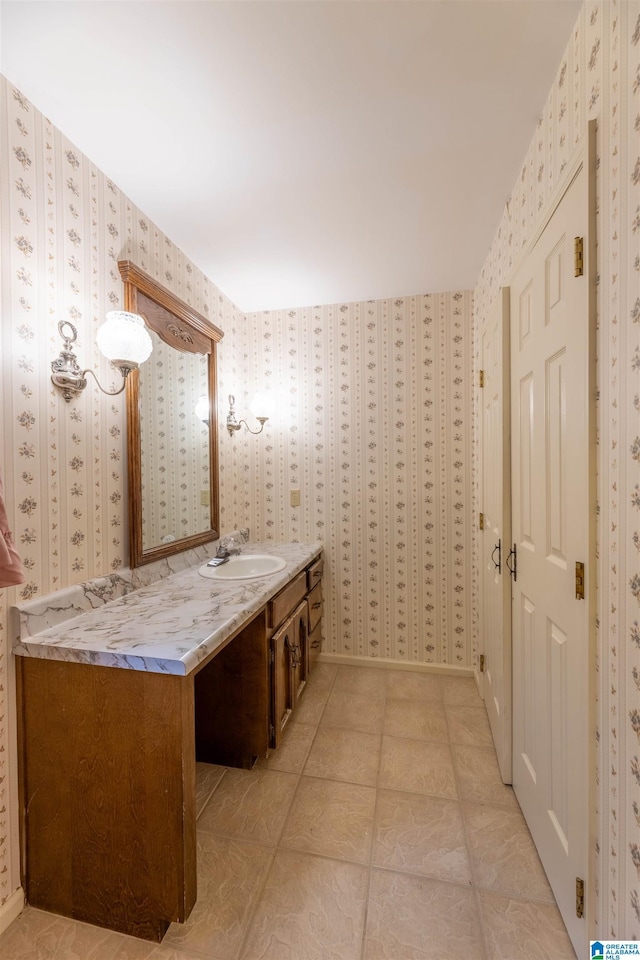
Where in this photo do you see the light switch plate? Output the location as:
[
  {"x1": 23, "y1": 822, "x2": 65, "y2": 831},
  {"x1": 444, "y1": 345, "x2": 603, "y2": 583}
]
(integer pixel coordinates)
[{"x1": 290, "y1": 489, "x2": 301, "y2": 507}]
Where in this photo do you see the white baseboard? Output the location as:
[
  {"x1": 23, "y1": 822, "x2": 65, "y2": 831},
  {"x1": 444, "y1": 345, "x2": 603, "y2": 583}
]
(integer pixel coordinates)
[
  {"x1": 0, "y1": 887, "x2": 24, "y2": 938},
  {"x1": 317, "y1": 652, "x2": 474, "y2": 678}
]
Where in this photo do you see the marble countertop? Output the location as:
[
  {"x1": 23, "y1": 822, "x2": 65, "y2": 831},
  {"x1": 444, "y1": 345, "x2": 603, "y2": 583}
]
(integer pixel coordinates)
[{"x1": 12, "y1": 541, "x2": 322, "y2": 676}]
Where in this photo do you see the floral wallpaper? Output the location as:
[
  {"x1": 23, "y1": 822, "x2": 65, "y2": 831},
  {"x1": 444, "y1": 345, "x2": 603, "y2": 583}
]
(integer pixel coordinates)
[
  {"x1": 473, "y1": 0, "x2": 640, "y2": 939},
  {"x1": 237, "y1": 293, "x2": 473, "y2": 664},
  {"x1": 0, "y1": 74, "x2": 245, "y2": 908}
]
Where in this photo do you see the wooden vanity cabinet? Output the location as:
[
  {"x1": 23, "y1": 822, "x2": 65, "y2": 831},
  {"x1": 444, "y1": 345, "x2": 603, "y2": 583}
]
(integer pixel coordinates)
[
  {"x1": 270, "y1": 600, "x2": 309, "y2": 748},
  {"x1": 16, "y1": 552, "x2": 323, "y2": 943},
  {"x1": 17, "y1": 657, "x2": 197, "y2": 942},
  {"x1": 193, "y1": 558, "x2": 323, "y2": 761},
  {"x1": 266, "y1": 558, "x2": 325, "y2": 749}
]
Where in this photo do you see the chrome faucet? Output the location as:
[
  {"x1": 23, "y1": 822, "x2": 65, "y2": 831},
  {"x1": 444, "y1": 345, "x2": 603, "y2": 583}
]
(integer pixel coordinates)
[{"x1": 216, "y1": 535, "x2": 242, "y2": 559}]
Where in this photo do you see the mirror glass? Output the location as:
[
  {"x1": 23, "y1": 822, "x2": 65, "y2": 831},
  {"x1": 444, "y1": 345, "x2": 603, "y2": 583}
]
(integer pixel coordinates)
[
  {"x1": 119, "y1": 261, "x2": 223, "y2": 567},
  {"x1": 139, "y1": 323, "x2": 211, "y2": 551}
]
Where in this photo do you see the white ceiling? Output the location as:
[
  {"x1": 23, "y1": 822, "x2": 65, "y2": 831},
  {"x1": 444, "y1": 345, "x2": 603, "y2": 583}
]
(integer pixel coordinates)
[{"x1": 0, "y1": 0, "x2": 581, "y2": 312}]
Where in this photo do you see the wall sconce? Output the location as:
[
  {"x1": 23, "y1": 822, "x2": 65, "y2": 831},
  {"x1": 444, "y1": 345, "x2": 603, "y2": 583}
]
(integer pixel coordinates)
[
  {"x1": 51, "y1": 312, "x2": 153, "y2": 402},
  {"x1": 226, "y1": 393, "x2": 270, "y2": 436}
]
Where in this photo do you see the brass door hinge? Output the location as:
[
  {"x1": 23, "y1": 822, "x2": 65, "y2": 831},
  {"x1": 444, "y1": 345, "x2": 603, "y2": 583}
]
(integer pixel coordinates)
[
  {"x1": 479, "y1": 512, "x2": 485, "y2": 531},
  {"x1": 575, "y1": 561, "x2": 585, "y2": 600},
  {"x1": 479, "y1": 654, "x2": 485, "y2": 673},
  {"x1": 576, "y1": 877, "x2": 584, "y2": 918},
  {"x1": 479, "y1": 369, "x2": 485, "y2": 388},
  {"x1": 574, "y1": 237, "x2": 584, "y2": 277}
]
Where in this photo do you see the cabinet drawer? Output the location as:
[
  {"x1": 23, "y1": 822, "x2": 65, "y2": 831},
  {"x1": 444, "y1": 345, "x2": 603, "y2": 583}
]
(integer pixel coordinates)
[
  {"x1": 268, "y1": 572, "x2": 307, "y2": 629},
  {"x1": 308, "y1": 581, "x2": 323, "y2": 633},
  {"x1": 307, "y1": 558, "x2": 323, "y2": 592}
]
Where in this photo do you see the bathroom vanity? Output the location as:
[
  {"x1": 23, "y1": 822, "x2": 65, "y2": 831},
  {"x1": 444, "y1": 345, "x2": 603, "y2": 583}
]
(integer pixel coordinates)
[{"x1": 12, "y1": 540, "x2": 323, "y2": 942}]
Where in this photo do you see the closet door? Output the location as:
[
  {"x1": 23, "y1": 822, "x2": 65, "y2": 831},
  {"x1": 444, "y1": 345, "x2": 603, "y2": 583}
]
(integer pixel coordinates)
[{"x1": 510, "y1": 130, "x2": 595, "y2": 958}]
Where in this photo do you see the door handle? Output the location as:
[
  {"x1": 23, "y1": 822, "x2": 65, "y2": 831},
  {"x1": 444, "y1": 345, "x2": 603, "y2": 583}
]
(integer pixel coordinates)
[
  {"x1": 491, "y1": 539, "x2": 501, "y2": 573},
  {"x1": 506, "y1": 543, "x2": 517, "y2": 582}
]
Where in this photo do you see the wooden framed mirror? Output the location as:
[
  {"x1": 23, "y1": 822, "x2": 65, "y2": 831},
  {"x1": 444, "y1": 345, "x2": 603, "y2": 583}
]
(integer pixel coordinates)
[{"x1": 118, "y1": 261, "x2": 224, "y2": 567}]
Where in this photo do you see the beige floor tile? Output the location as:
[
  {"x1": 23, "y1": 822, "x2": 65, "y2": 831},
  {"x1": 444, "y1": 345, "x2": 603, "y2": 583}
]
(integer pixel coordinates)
[
  {"x1": 321, "y1": 688, "x2": 385, "y2": 734},
  {"x1": 195, "y1": 762, "x2": 226, "y2": 818},
  {"x1": 441, "y1": 676, "x2": 484, "y2": 706},
  {"x1": 464, "y1": 803, "x2": 555, "y2": 901},
  {"x1": 107, "y1": 936, "x2": 208, "y2": 960},
  {"x1": 307, "y1": 661, "x2": 338, "y2": 691},
  {"x1": 115, "y1": 940, "x2": 207, "y2": 959},
  {"x1": 332, "y1": 664, "x2": 388, "y2": 698},
  {"x1": 364, "y1": 869, "x2": 484, "y2": 960},
  {"x1": 385, "y1": 670, "x2": 442, "y2": 702},
  {"x1": 280, "y1": 775, "x2": 376, "y2": 863},
  {"x1": 384, "y1": 698, "x2": 449, "y2": 742},
  {"x1": 373, "y1": 789, "x2": 471, "y2": 885},
  {"x1": 453, "y1": 744, "x2": 519, "y2": 807},
  {"x1": 0, "y1": 907, "x2": 204, "y2": 960},
  {"x1": 378, "y1": 736, "x2": 457, "y2": 799},
  {"x1": 197, "y1": 767, "x2": 298, "y2": 844},
  {"x1": 304, "y1": 726, "x2": 382, "y2": 785},
  {"x1": 164, "y1": 833, "x2": 272, "y2": 958},
  {"x1": 241, "y1": 849, "x2": 368, "y2": 959},
  {"x1": 289, "y1": 682, "x2": 330, "y2": 725},
  {"x1": 478, "y1": 889, "x2": 576, "y2": 959},
  {"x1": 256, "y1": 722, "x2": 316, "y2": 774},
  {"x1": 0, "y1": 907, "x2": 122, "y2": 960},
  {"x1": 445, "y1": 704, "x2": 494, "y2": 746},
  {"x1": 2, "y1": 662, "x2": 567, "y2": 960}
]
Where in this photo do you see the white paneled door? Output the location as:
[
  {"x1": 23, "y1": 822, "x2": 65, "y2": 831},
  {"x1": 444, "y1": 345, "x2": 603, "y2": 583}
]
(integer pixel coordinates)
[
  {"x1": 480, "y1": 287, "x2": 512, "y2": 783},
  {"x1": 509, "y1": 130, "x2": 595, "y2": 958}
]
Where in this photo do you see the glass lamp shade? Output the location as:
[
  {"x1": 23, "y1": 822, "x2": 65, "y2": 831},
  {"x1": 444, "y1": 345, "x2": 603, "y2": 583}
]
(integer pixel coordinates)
[
  {"x1": 96, "y1": 311, "x2": 153, "y2": 368},
  {"x1": 195, "y1": 395, "x2": 210, "y2": 424},
  {"x1": 250, "y1": 391, "x2": 273, "y2": 421}
]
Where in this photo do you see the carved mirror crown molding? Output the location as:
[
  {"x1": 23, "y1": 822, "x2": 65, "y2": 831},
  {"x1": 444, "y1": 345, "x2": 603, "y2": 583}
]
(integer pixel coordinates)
[{"x1": 118, "y1": 260, "x2": 224, "y2": 567}]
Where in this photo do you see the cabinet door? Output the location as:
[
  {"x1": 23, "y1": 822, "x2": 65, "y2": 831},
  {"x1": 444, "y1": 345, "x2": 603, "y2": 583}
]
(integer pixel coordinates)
[
  {"x1": 291, "y1": 600, "x2": 309, "y2": 703},
  {"x1": 271, "y1": 616, "x2": 295, "y2": 747}
]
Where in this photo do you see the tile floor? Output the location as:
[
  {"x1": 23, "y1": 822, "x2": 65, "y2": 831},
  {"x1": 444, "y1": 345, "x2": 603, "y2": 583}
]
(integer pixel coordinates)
[{"x1": 0, "y1": 664, "x2": 577, "y2": 960}]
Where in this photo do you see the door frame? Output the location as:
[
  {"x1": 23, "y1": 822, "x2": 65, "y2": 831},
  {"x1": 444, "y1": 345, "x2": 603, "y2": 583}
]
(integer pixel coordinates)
[{"x1": 478, "y1": 286, "x2": 512, "y2": 782}]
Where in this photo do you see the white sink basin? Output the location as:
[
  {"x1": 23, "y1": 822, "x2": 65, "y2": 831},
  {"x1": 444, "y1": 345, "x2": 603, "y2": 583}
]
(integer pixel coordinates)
[{"x1": 199, "y1": 554, "x2": 287, "y2": 580}]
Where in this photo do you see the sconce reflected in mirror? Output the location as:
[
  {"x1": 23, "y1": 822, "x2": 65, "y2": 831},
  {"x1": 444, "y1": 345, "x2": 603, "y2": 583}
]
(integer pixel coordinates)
[
  {"x1": 226, "y1": 393, "x2": 271, "y2": 436},
  {"x1": 51, "y1": 312, "x2": 153, "y2": 402},
  {"x1": 195, "y1": 395, "x2": 210, "y2": 426}
]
